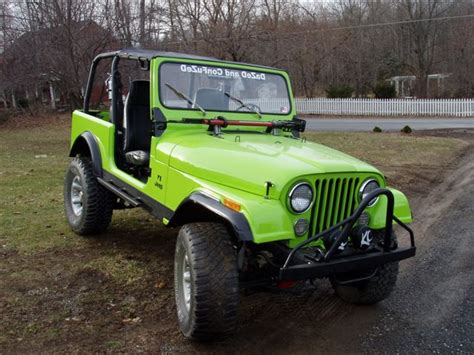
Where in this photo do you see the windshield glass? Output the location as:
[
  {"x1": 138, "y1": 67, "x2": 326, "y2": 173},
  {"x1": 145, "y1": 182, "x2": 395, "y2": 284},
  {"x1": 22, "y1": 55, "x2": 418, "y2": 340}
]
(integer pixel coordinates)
[{"x1": 159, "y1": 62, "x2": 291, "y2": 115}]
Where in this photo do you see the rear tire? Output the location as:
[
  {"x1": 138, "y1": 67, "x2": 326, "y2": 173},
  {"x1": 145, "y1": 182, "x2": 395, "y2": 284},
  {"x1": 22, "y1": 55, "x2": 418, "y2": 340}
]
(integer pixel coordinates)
[
  {"x1": 64, "y1": 157, "x2": 113, "y2": 235},
  {"x1": 330, "y1": 231, "x2": 399, "y2": 304},
  {"x1": 174, "y1": 223, "x2": 239, "y2": 340}
]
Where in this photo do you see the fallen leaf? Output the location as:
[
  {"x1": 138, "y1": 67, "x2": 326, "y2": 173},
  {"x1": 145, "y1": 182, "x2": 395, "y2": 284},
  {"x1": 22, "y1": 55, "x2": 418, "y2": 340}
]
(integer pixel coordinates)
[{"x1": 122, "y1": 317, "x2": 141, "y2": 324}]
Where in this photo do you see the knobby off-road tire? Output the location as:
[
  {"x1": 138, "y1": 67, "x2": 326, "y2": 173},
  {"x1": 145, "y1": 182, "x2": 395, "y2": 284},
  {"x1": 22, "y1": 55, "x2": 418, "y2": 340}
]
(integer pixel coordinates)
[
  {"x1": 64, "y1": 157, "x2": 113, "y2": 235},
  {"x1": 174, "y1": 223, "x2": 239, "y2": 340},
  {"x1": 330, "y1": 231, "x2": 399, "y2": 304}
]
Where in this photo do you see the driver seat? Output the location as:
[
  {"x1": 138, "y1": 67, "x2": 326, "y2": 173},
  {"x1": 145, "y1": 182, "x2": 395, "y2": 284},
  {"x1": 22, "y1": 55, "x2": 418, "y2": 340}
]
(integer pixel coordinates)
[
  {"x1": 194, "y1": 88, "x2": 228, "y2": 111},
  {"x1": 123, "y1": 80, "x2": 152, "y2": 166}
]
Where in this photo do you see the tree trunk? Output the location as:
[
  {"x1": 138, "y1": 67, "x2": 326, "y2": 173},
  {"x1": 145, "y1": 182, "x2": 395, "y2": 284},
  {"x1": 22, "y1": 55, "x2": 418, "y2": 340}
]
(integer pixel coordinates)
[{"x1": 139, "y1": 0, "x2": 146, "y2": 46}]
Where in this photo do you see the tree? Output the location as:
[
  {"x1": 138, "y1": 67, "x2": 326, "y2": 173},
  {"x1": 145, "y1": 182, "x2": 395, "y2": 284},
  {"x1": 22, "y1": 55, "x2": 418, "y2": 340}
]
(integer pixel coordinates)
[
  {"x1": 0, "y1": 0, "x2": 473, "y2": 109},
  {"x1": 396, "y1": 0, "x2": 454, "y2": 97}
]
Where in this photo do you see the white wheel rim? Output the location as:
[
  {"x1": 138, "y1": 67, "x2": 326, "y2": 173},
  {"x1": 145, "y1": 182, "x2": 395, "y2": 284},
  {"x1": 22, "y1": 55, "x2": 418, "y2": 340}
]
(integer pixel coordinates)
[
  {"x1": 70, "y1": 175, "x2": 83, "y2": 216},
  {"x1": 181, "y1": 253, "x2": 192, "y2": 313}
]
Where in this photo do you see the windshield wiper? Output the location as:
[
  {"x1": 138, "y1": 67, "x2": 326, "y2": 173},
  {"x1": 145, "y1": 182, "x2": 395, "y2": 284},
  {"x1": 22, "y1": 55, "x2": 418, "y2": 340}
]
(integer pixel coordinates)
[
  {"x1": 165, "y1": 83, "x2": 206, "y2": 115},
  {"x1": 224, "y1": 92, "x2": 262, "y2": 119}
]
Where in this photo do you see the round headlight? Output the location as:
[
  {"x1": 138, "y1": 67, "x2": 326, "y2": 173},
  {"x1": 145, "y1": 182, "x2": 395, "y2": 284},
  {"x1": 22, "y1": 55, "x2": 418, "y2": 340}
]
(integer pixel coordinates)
[
  {"x1": 359, "y1": 179, "x2": 380, "y2": 207},
  {"x1": 289, "y1": 183, "x2": 313, "y2": 213}
]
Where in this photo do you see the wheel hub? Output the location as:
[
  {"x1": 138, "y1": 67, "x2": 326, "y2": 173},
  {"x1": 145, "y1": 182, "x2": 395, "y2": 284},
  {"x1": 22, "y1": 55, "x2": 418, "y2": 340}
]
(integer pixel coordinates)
[
  {"x1": 181, "y1": 254, "x2": 192, "y2": 313},
  {"x1": 70, "y1": 175, "x2": 83, "y2": 216}
]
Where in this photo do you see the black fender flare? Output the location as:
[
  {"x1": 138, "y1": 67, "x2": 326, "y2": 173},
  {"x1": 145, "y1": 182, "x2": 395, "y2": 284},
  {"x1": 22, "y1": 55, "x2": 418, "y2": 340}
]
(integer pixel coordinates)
[
  {"x1": 168, "y1": 192, "x2": 254, "y2": 242},
  {"x1": 69, "y1": 131, "x2": 103, "y2": 177}
]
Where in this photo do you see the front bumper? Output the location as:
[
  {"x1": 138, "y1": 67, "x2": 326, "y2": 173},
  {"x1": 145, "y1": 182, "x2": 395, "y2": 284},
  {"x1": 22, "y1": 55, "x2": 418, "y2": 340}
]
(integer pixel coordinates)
[{"x1": 279, "y1": 188, "x2": 416, "y2": 281}]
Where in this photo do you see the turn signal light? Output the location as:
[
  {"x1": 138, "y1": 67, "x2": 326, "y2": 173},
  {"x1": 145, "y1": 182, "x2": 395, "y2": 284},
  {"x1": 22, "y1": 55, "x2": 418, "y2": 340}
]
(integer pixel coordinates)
[{"x1": 223, "y1": 198, "x2": 241, "y2": 212}]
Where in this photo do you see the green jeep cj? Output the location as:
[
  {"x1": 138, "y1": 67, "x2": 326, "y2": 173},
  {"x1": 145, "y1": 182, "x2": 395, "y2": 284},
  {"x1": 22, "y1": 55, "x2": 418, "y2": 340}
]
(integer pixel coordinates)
[{"x1": 64, "y1": 49, "x2": 416, "y2": 340}]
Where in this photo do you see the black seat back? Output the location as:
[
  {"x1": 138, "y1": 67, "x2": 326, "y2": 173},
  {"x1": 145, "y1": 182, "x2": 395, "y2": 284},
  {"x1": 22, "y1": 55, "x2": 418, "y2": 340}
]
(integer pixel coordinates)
[
  {"x1": 123, "y1": 80, "x2": 151, "y2": 153},
  {"x1": 194, "y1": 88, "x2": 228, "y2": 111}
]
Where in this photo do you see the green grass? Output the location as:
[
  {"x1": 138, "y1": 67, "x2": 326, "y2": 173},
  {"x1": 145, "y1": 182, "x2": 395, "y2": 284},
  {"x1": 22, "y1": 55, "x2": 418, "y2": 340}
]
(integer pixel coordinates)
[
  {"x1": 0, "y1": 123, "x2": 79, "y2": 252},
  {"x1": 304, "y1": 131, "x2": 465, "y2": 169},
  {"x1": 304, "y1": 131, "x2": 468, "y2": 188},
  {"x1": 0, "y1": 122, "x2": 164, "y2": 254},
  {"x1": 84, "y1": 255, "x2": 146, "y2": 285}
]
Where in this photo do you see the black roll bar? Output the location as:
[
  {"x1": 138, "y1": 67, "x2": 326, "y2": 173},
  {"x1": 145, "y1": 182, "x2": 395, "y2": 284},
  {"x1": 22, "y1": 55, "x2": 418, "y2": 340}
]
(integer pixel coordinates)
[{"x1": 83, "y1": 51, "x2": 119, "y2": 114}]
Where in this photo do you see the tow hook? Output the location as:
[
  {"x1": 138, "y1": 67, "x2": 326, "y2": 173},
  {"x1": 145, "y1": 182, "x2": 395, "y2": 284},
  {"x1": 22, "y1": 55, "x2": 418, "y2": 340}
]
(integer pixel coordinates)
[{"x1": 302, "y1": 247, "x2": 325, "y2": 263}]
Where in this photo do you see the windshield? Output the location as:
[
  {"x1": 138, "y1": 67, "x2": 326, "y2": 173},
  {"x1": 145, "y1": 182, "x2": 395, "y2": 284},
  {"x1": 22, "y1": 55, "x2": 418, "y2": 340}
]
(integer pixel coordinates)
[{"x1": 159, "y1": 62, "x2": 291, "y2": 115}]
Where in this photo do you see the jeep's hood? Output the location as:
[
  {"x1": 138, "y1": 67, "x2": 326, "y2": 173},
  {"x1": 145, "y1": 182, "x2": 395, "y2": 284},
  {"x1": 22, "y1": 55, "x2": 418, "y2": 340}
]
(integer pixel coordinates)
[{"x1": 168, "y1": 131, "x2": 381, "y2": 197}]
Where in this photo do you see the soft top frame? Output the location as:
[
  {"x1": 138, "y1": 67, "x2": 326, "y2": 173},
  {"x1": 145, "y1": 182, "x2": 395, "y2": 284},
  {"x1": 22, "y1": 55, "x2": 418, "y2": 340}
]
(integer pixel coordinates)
[{"x1": 83, "y1": 48, "x2": 283, "y2": 114}]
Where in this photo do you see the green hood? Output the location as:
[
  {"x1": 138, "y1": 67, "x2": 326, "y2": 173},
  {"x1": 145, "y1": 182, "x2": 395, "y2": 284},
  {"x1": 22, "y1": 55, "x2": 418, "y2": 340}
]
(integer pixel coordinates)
[{"x1": 168, "y1": 131, "x2": 381, "y2": 197}]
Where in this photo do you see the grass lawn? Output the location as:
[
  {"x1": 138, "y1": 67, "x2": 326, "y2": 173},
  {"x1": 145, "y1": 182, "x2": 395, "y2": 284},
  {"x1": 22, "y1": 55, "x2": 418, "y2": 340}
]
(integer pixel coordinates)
[
  {"x1": 304, "y1": 131, "x2": 468, "y2": 190},
  {"x1": 0, "y1": 118, "x2": 468, "y2": 352}
]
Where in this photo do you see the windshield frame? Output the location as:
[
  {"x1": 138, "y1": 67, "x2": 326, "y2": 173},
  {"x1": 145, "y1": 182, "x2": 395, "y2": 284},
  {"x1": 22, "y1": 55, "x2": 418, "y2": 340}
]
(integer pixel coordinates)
[{"x1": 157, "y1": 60, "x2": 293, "y2": 117}]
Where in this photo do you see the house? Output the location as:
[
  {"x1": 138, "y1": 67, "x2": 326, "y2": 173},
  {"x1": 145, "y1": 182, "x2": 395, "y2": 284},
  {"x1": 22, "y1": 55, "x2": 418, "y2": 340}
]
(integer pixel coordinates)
[{"x1": 0, "y1": 20, "x2": 117, "y2": 110}]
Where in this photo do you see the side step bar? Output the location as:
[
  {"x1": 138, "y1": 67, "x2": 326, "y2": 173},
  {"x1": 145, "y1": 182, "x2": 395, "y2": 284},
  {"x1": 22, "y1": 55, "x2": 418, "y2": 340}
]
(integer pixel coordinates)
[{"x1": 97, "y1": 177, "x2": 141, "y2": 207}]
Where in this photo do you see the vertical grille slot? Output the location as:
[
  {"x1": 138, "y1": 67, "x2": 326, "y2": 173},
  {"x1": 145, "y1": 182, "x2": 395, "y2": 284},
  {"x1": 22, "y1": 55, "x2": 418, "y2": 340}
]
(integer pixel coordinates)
[
  {"x1": 323, "y1": 179, "x2": 334, "y2": 231},
  {"x1": 311, "y1": 176, "x2": 360, "y2": 235}
]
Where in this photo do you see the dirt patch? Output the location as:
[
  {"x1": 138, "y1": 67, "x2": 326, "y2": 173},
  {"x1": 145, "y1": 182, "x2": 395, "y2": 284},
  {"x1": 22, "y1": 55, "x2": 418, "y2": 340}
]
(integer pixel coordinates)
[{"x1": 1, "y1": 233, "x2": 179, "y2": 353}]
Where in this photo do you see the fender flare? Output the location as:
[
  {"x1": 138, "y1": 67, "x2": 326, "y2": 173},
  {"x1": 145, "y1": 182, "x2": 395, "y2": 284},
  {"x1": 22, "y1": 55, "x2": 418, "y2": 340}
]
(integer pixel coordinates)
[
  {"x1": 369, "y1": 187, "x2": 413, "y2": 228},
  {"x1": 168, "y1": 192, "x2": 254, "y2": 242},
  {"x1": 69, "y1": 131, "x2": 103, "y2": 177}
]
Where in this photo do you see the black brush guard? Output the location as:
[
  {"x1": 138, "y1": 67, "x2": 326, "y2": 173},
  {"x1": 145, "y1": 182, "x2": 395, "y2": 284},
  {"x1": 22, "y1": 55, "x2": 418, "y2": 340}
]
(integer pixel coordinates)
[{"x1": 279, "y1": 188, "x2": 416, "y2": 281}]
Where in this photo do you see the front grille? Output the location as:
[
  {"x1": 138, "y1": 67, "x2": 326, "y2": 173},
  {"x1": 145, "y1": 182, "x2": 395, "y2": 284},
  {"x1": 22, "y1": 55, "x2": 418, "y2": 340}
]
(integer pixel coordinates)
[{"x1": 310, "y1": 176, "x2": 360, "y2": 235}]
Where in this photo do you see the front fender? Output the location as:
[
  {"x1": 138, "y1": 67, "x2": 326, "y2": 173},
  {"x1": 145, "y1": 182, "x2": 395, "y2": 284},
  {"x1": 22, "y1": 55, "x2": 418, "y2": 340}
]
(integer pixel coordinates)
[
  {"x1": 368, "y1": 187, "x2": 413, "y2": 229},
  {"x1": 168, "y1": 192, "x2": 254, "y2": 241},
  {"x1": 165, "y1": 171, "x2": 296, "y2": 244}
]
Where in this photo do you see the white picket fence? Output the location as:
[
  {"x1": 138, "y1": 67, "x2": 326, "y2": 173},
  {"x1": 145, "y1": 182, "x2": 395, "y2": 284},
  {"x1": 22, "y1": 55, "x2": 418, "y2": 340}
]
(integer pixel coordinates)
[
  {"x1": 164, "y1": 96, "x2": 473, "y2": 117},
  {"x1": 294, "y1": 98, "x2": 473, "y2": 117}
]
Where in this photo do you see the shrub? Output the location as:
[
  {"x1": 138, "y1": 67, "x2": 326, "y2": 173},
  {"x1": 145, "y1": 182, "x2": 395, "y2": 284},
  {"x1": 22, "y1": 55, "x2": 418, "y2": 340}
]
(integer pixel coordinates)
[
  {"x1": 325, "y1": 85, "x2": 354, "y2": 98},
  {"x1": 373, "y1": 82, "x2": 396, "y2": 99},
  {"x1": 373, "y1": 126, "x2": 382, "y2": 133},
  {"x1": 0, "y1": 111, "x2": 11, "y2": 125},
  {"x1": 18, "y1": 98, "x2": 29, "y2": 108},
  {"x1": 401, "y1": 125, "x2": 412, "y2": 134}
]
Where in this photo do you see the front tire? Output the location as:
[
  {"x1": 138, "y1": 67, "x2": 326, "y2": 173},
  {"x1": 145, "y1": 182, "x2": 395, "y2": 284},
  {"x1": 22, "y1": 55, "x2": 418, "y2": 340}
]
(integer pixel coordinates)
[
  {"x1": 330, "y1": 231, "x2": 399, "y2": 304},
  {"x1": 64, "y1": 157, "x2": 113, "y2": 235},
  {"x1": 174, "y1": 223, "x2": 239, "y2": 340}
]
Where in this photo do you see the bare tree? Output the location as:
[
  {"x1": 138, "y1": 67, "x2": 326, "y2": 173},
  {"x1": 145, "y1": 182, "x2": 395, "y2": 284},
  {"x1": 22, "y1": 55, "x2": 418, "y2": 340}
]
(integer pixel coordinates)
[
  {"x1": 199, "y1": 0, "x2": 256, "y2": 61},
  {"x1": 396, "y1": 0, "x2": 454, "y2": 97},
  {"x1": 3, "y1": 0, "x2": 115, "y2": 109},
  {"x1": 0, "y1": 0, "x2": 473, "y2": 109}
]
